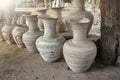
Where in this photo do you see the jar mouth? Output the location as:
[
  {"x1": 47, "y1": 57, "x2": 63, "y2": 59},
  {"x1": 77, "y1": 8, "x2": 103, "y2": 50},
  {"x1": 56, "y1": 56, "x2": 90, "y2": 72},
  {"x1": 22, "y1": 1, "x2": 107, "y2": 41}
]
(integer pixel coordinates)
[
  {"x1": 23, "y1": 15, "x2": 37, "y2": 18},
  {"x1": 40, "y1": 16, "x2": 58, "y2": 20},
  {"x1": 70, "y1": 18, "x2": 90, "y2": 25},
  {"x1": 17, "y1": 24, "x2": 23, "y2": 26},
  {"x1": 78, "y1": 18, "x2": 90, "y2": 23},
  {"x1": 36, "y1": 8, "x2": 48, "y2": 12},
  {"x1": 5, "y1": 23, "x2": 12, "y2": 25},
  {"x1": 51, "y1": 7, "x2": 64, "y2": 10}
]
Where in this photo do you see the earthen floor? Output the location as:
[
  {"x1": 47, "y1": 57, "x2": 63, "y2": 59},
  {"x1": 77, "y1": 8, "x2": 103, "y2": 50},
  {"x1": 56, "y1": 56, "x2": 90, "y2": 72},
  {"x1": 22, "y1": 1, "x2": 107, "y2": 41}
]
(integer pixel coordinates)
[{"x1": 0, "y1": 41, "x2": 120, "y2": 80}]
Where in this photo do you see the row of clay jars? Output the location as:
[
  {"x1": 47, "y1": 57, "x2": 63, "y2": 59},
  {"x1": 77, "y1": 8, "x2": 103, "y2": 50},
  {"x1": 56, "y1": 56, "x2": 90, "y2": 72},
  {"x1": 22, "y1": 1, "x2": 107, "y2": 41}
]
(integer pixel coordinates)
[
  {"x1": 63, "y1": 18, "x2": 97, "y2": 73},
  {"x1": 37, "y1": 8, "x2": 67, "y2": 33},
  {"x1": 12, "y1": 15, "x2": 28, "y2": 48},
  {"x1": 36, "y1": 17, "x2": 65, "y2": 62},
  {"x1": 1, "y1": 6, "x2": 19, "y2": 44},
  {"x1": 1, "y1": 11, "x2": 31, "y2": 46},
  {"x1": 1, "y1": 15, "x2": 21, "y2": 45}
]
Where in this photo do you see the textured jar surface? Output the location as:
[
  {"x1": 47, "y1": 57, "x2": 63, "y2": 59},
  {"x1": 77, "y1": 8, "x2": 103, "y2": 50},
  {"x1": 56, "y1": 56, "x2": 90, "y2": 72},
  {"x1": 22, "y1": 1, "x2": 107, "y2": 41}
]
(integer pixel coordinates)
[
  {"x1": 23, "y1": 31, "x2": 41, "y2": 53},
  {"x1": 63, "y1": 40, "x2": 97, "y2": 73},
  {"x1": 2, "y1": 24, "x2": 15, "y2": 44},
  {"x1": 36, "y1": 35, "x2": 65, "y2": 62},
  {"x1": 12, "y1": 25, "x2": 28, "y2": 48}
]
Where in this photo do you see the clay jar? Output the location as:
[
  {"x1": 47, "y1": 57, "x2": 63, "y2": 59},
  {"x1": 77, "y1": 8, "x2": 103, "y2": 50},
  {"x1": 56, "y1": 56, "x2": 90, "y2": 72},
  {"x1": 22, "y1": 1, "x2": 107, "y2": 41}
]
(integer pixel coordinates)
[
  {"x1": 2, "y1": 24, "x2": 15, "y2": 44},
  {"x1": 51, "y1": 7, "x2": 66, "y2": 33},
  {"x1": 37, "y1": 8, "x2": 48, "y2": 31},
  {"x1": 23, "y1": 15, "x2": 41, "y2": 53},
  {"x1": 63, "y1": 18, "x2": 97, "y2": 73},
  {"x1": 12, "y1": 15, "x2": 28, "y2": 48},
  {"x1": 36, "y1": 17, "x2": 65, "y2": 62},
  {"x1": 66, "y1": 0, "x2": 93, "y2": 35}
]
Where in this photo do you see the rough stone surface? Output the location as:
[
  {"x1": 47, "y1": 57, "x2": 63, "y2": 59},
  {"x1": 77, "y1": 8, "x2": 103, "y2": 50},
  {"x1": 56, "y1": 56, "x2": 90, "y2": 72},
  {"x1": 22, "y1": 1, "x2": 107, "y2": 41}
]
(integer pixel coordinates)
[{"x1": 0, "y1": 41, "x2": 120, "y2": 80}]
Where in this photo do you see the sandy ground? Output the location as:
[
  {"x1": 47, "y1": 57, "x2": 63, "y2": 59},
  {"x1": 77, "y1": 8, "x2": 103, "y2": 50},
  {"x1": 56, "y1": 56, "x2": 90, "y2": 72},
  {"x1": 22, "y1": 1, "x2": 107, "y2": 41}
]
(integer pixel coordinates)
[{"x1": 0, "y1": 41, "x2": 120, "y2": 80}]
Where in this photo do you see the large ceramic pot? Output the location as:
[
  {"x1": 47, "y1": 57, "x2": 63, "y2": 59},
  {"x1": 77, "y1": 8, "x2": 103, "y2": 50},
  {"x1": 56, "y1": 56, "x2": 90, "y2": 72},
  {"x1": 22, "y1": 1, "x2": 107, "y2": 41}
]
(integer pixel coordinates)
[
  {"x1": 12, "y1": 15, "x2": 28, "y2": 48},
  {"x1": 23, "y1": 15, "x2": 41, "y2": 53},
  {"x1": 51, "y1": 7, "x2": 66, "y2": 33},
  {"x1": 66, "y1": 0, "x2": 93, "y2": 35},
  {"x1": 63, "y1": 18, "x2": 97, "y2": 73},
  {"x1": 2, "y1": 24, "x2": 15, "y2": 44},
  {"x1": 36, "y1": 17, "x2": 65, "y2": 62},
  {"x1": 0, "y1": 22, "x2": 4, "y2": 41},
  {"x1": 37, "y1": 8, "x2": 48, "y2": 31}
]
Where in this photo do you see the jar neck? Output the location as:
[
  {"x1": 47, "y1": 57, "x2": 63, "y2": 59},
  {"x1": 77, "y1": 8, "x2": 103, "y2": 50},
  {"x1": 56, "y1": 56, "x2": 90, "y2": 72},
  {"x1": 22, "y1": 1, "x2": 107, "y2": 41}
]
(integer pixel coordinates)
[
  {"x1": 42, "y1": 19, "x2": 57, "y2": 38},
  {"x1": 72, "y1": 0, "x2": 85, "y2": 11},
  {"x1": 26, "y1": 17, "x2": 39, "y2": 32},
  {"x1": 72, "y1": 24, "x2": 87, "y2": 44},
  {"x1": 52, "y1": 8, "x2": 62, "y2": 19}
]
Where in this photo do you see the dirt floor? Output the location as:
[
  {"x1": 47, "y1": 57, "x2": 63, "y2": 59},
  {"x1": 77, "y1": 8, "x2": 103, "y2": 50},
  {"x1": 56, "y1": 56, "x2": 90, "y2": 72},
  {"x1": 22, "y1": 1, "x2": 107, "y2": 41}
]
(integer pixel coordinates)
[{"x1": 0, "y1": 41, "x2": 120, "y2": 80}]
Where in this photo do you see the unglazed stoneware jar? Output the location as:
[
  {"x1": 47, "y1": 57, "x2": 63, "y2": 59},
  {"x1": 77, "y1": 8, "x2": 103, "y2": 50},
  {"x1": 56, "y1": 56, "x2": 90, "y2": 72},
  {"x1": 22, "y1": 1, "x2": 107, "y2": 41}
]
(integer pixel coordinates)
[
  {"x1": 66, "y1": 0, "x2": 94, "y2": 35},
  {"x1": 51, "y1": 7, "x2": 66, "y2": 33},
  {"x1": 36, "y1": 17, "x2": 65, "y2": 62},
  {"x1": 2, "y1": 24, "x2": 15, "y2": 44},
  {"x1": 12, "y1": 15, "x2": 28, "y2": 48},
  {"x1": 37, "y1": 8, "x2": 48, "y2": 31},
  {"x1": 23, "y1": 15, "x2": 41, "y2": 53},
  {"x1": 63, "y1": 18, "x2": 97, "y2": 73}
]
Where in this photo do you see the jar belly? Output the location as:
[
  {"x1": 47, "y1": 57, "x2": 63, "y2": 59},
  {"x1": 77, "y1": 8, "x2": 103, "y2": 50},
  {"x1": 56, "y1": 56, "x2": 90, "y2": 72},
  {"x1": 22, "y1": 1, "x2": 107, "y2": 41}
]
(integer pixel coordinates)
[
  {"x1": 2, "y1": 25, "x2": 15, "y2": 44},
  {"x1": 12, "y1": 26, "x2": 28, "y2": 48},
  {"x1": 63, "y1": 40, "x2": 97, "y2": 72},
  {"x1": 24, "y1": 42, "x2": 38, "y2": 53},
  {"x1": 36, "y1": 36, "x2": 65, "y2": 62},
  {"x1": 23, "y1": 32, "x2": 40, "y2": 53}
]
